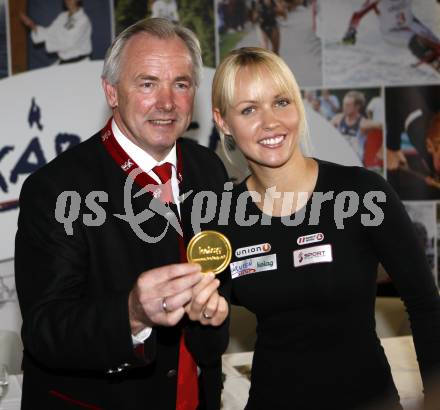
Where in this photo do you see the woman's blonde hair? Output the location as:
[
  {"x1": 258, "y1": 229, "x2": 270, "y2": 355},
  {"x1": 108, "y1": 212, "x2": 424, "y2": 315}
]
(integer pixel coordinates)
[{"x1": 212, "y1": 47, "x2": 310, "y2": 157}]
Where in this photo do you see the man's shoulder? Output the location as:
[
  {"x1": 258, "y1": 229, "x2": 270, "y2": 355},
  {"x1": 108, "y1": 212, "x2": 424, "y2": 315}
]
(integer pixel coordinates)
[{"x1": 179, "y1": 137, "x2": 222, "y2": 162}]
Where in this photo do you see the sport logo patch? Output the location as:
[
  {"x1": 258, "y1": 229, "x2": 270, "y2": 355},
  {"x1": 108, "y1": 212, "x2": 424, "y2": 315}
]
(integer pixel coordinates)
[
  {"x1": 235, "y1": 243, "x2": 271, "y2": 258},
  {"x1": 297, "y1": 232, "x2": 324, "y2": 246},
  {"x1": 293, "y1": 244, "x2": 332, "y2": 267},
  {"x1": 230, "y1": 254, "x2": 277, "y2": 279}
]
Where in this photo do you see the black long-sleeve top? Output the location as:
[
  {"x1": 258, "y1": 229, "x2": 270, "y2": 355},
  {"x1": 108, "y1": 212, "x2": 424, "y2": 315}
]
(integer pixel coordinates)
[{"x1": 215, "y1": 159, "x2": 440, "y2": 410}]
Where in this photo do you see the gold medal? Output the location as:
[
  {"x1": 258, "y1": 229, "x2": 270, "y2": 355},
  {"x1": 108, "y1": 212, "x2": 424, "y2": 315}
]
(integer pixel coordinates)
[{"x1": 187, "y1": 230, "x2": 232, "y2": 274}]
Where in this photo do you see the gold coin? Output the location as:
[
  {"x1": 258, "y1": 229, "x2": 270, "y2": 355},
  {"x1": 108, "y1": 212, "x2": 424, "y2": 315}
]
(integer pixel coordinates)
[{"x1": 187, "y1": 230, "x2": 232, "y2": 274}]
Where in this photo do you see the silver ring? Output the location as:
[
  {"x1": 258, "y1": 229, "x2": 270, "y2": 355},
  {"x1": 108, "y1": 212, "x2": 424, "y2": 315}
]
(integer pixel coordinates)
[
  {"x1": 162, "y1": 297, "x2": 169, "y2": 313},
  {"x1": 202, "y1": 311, "x2": 212, "y2": 319}
]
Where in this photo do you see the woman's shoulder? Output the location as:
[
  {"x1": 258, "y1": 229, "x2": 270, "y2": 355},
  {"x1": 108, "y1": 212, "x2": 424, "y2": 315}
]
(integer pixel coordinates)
[{"x1": 315, "y1": 158, "x2": 388, "y2": 192}]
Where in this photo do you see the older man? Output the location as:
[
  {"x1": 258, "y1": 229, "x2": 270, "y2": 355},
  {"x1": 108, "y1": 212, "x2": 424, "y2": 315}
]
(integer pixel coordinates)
[{"x1": 15, "y1": 18, "x2": 229, "y2": 410}]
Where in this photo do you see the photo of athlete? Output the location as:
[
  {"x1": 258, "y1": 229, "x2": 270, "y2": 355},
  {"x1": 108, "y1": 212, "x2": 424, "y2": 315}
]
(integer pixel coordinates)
[
  {"x1": 404, "y1": 201, "x2": 437, "y2": 280},
  {"x1": 20, "y1": 0, "x2": 93, "y2": 65},
  {"x1": 115, "y1": 0, "x2": 216, "y2": 67},
  {"x1": 150, "y1": 0, "x2": 179, "y2": 23},
  {"x1": 385, "y1": 84, "x2": 440, "y2": 200},
  {"x1": 323, "y1": 0, "x2": 440, "y2": 86},
  {"x1": 342, "y1": 0, "x2": 440, "y2": 73},
  {"x1": 331, "y1": 90, "x2": 382, "y2": 165},
  {"x1": 249, "y1": 0, "x2": 286, "y2": 55},
  {"x1": 218, "y1": 0, "x2": 322, "y2": 87},
  {"x1": 10, "y1": 0, "x2": 112, "y2": 73},
  {"x1": 305, "y1": 87, "x2": 384, "y2": 172}
]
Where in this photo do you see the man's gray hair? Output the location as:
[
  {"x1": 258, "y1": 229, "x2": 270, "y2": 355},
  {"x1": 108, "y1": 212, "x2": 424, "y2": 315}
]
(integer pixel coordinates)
[{"x1": 102, "y1": 18, "x2": 203, "y2": 87}]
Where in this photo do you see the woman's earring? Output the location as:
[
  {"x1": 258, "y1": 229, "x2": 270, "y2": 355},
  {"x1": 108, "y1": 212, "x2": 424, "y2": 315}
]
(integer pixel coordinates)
[{"x1": 225, "y1": 134, "x2": 236, "y2": 151}]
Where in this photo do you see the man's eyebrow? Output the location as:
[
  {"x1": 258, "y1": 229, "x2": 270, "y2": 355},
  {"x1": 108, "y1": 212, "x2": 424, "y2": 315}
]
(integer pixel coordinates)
[
  {"x1": 175, "y1": 75, "x2": 193, "y2": 83},
  {"x1": 136, "y1": 75, "x2": 159, "y2": 81},
  {"x1": 135, "y1": 75, "x2": 193, "y2": 83}
]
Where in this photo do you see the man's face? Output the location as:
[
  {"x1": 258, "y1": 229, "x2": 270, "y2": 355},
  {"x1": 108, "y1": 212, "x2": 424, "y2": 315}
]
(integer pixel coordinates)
[
  {"x1": 342, "y1": 96, "x2": 358, "y2": 116},
  {"x1": 64, "y1": 0, "x2": 78, "y2": 11},
  {"x1": 103, "y1": 33, "x2": 195, "y2": 160}
]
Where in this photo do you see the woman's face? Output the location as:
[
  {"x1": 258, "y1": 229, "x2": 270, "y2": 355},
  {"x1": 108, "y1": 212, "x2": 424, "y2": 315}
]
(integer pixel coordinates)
[{"x1": 215, "y1": 67, "x2": 300, "y2": 170}]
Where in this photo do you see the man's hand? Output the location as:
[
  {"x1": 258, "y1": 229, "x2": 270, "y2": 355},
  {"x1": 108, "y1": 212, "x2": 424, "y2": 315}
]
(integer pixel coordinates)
[
  {"x1": 342, "y1": 27, "x2": 357, "y2": 45},
  {"x1": 387, "y1": 149, "x2": 407, "y2": 171},
  {"x1": 185, "y1": 273, "x2": 229, "y2": 327},
  {"x1": 19, "y1": 13, "x2": 36, "y2": 31},
  {"x1": 128, "y1": 263, "x2": 203, "y2": 334}
]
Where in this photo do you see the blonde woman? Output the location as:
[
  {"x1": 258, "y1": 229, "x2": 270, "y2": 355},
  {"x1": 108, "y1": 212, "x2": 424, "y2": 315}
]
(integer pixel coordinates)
[{"x1": 211, "y1": 47, "x2": 440, "y2": 409}]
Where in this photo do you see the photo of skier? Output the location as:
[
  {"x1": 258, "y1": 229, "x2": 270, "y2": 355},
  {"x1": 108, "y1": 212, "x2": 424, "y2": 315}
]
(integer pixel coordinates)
[
  {"x1": 323, "y1": 0, "x2": 440, "y2": 86},
  {"x1": 343, "y1": 0, "x2": 440, "y2": 70}
]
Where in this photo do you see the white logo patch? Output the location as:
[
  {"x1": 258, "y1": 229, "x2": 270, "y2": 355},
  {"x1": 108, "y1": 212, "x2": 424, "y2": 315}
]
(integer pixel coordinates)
[
  {"x1": 121, "y1": 159, "x2": 134, "y2": 171},
  {"x1": 293, "y1": 244, "x2": 332, "y2": 267},
  {"x1": 235, "y1": 243, "x2": 271, "y2": 258},
  {"x1": 297, "y1": 232, "x2": 324, "y2": 246},
  {"x1": 230, "y1": 254, "x2": 277, "y2": 279},
  {"x1": 101, "y1": 130, "x2": 111, "y2": 141}
]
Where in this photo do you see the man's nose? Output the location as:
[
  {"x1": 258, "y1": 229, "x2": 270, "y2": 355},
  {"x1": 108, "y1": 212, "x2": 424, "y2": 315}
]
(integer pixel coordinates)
[{"x1": 156, "y1": 86, "x2": 175, "y2": 112}]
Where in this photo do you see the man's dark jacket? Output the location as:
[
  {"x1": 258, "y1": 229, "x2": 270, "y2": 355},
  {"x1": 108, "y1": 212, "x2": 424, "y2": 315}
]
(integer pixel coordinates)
[{"x1": 15, "y1": 130, "x2": 229, "y2": 410}]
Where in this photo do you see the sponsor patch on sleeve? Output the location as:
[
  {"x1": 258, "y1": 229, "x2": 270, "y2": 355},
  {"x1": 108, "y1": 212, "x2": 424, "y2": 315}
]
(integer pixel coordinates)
[
  {"x1": 293, "y1": 244, "x2": 332, "y2": 267},
  {"x1": 230, "y1": 254, "x2": 277, "y2": 279}
]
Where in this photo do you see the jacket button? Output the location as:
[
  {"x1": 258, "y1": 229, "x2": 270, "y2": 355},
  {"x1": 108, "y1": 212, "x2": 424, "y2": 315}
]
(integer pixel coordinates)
[{"x1": 167, "y1": 369, "x2": 177, "y2": 378}]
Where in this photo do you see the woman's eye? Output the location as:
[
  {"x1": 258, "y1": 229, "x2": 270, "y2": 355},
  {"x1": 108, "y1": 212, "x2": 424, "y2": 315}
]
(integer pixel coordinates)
[
  {"x1": 241, "y1": 106, "x2": 255, "y2": 115},
  {"x1": 276, "y1": 99, "x2": 290, "y2": 107}
]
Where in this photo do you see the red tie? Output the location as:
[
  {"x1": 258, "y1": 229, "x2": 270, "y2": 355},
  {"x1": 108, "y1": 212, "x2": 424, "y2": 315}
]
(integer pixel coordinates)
[
  {"x1": 152, "y1": 162, "x2": 172, "y2": 184},
  {"x1": 153, "y1": 162, "x2": 199, "y2": 410},
  {"x1": 152, "y1": 163, "x2": 174, "y2": 204}
]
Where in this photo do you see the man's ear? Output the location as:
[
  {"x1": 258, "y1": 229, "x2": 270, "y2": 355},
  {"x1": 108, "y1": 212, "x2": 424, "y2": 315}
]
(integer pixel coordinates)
[
  {"x1": 213, "y1": 108, "x2": 231, "y2": 136},
  {"x1": 102, "y1": 79, "x2": 118, "y2": 109}
]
